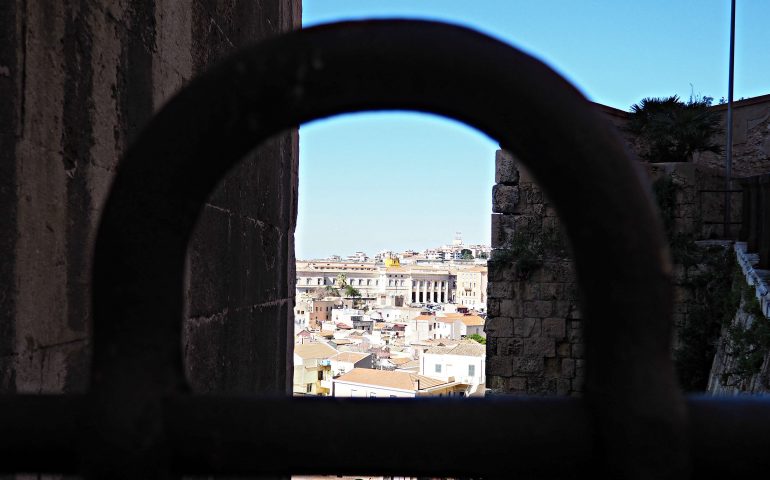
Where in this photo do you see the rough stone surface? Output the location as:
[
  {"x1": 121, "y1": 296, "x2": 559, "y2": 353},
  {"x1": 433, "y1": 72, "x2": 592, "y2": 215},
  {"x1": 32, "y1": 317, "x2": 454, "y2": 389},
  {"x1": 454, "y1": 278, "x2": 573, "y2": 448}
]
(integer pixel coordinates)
[
  {"x1": 486, "y1": 113, "x2": 759, "y2": 396},
  {"x1": 486, "y1": 152, "x2": 584, "y2": 396},
  {"x1": 0, "y1": 0, "x2": 301, "y2": 396}
]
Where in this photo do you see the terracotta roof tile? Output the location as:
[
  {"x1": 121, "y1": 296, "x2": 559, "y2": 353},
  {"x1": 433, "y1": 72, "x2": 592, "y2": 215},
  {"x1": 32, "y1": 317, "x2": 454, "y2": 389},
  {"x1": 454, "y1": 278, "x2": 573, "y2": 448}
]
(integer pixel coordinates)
[
  {"x1": 294, "y1": 342, "x2": 338, "y2": 360},
  {"x1": 334, "y1": 368, "x2": 452, "y2": 391}
]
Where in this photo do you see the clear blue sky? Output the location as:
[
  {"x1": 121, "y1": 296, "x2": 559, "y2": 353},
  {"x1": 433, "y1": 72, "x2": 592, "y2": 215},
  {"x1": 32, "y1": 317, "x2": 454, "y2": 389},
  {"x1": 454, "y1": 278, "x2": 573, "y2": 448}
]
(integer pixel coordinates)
[{"x1": 296, "y1": 1, "x2": 770, "y2": 260}]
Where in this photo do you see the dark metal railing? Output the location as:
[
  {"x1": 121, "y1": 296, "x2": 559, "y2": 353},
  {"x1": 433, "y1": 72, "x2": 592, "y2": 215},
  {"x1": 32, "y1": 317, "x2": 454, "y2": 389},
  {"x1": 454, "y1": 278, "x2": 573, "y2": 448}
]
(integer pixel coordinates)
[
  {"x1": 740, "y1": 174, "x2": 770, "y2": 268},
  {"x1": 1, "y1": 20, "x2": 768, "y2": 479}
]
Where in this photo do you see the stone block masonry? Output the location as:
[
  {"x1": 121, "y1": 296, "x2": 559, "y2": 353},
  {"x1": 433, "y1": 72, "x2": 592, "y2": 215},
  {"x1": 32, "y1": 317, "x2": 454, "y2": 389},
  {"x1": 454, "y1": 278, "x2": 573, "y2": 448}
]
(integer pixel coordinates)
[
  {"x1": 486, "y1": 149, "x2": 747, "y2": 396},
  {"x1": 0, "y1": 0, "x2": 301, "y2": 395},
  {"x1": 487, "y1": 150, "x2": 584, "y2": 396}
]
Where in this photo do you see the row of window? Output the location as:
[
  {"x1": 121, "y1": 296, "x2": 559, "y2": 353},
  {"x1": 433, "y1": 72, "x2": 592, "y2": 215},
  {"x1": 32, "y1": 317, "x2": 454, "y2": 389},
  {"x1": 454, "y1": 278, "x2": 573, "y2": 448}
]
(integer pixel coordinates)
[
  {"x1": 298, "y1": 277, "x2": 460, "y2": 287},
  {"x1": 434, "y1": 364, "x2": 476, "y2": 376}
]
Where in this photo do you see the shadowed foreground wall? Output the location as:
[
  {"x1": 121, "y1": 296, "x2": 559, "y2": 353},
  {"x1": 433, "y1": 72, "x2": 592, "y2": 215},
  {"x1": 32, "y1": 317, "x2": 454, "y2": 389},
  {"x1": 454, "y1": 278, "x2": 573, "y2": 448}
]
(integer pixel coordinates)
[{"x1": 0, "y1": 0, "x2": 300, "y2": 395}]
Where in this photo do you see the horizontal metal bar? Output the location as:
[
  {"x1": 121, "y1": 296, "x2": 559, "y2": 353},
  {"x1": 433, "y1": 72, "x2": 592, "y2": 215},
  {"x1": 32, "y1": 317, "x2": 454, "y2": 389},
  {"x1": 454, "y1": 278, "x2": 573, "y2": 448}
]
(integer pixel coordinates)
[
  {"x1": 688, "y1": 396, "x2": 770, "y2": 479},
  {"x1": 3, "y1": 395, "x2": 770, "y2": 477},
  {"x1": 165, "y1": 396, "x2": 594, "y2": 478},
  {"x1": 0, "y1": 395, "x2": 84, "y2": 473}
]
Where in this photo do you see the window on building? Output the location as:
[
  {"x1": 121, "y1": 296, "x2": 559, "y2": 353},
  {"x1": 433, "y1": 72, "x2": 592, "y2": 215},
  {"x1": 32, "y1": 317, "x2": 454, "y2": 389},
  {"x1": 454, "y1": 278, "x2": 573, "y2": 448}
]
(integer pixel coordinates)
[
  {"x1": 317, "y1": 278, "x2": 322, "y2": 285},
  {"x1": 468, "y1": 365, "x2": 476, "y2": 377},
  {"x1": 318, "y1": 371, "x2": 324, "y2": 381},
  {"x1": 306, "y1": 384, "x2": 312, "y2": 393},
  {"x1": 435, "y1": 364, "x2": 442, "y2": 373}
]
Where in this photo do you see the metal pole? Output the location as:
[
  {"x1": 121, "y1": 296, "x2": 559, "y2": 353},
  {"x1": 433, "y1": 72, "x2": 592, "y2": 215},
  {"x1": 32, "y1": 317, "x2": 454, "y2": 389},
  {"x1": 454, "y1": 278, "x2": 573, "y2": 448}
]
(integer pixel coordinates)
[{"x1": 725, "y1": 0, "x2": 736, "y2": 237}]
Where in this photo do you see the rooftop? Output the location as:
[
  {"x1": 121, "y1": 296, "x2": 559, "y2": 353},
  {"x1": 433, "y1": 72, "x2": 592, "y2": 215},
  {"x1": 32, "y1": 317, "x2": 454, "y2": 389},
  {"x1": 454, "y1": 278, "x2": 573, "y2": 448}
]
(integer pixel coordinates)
[
  {"x1": 334, "y1": 368, "x2": 453, "y2": 391},
  {"x1": 425, "y1": 341, "x2": 486, "y2": 357},
  {"x1": 294, "y1": 342, "x2": 338, "y2": 360}
]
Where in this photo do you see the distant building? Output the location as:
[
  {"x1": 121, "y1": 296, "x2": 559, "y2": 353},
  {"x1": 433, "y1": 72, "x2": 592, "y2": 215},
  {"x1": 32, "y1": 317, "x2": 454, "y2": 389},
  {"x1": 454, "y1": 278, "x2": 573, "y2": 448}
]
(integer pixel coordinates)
[
  {"x1": 330, "y1": 352, "x2": 374, "y2": 376},
  {"x1": 421, "y1": 341, "x2": 486, "y2": 396},
  {"x1": 296, "y1": 257, "x2": 488, "y2": 308},
  {"x1": 332, "y1": 368, "x2": 466, "y2": 398},
  {"x1": 293, "y1": 342, "x2": 338, "y2": 396}
]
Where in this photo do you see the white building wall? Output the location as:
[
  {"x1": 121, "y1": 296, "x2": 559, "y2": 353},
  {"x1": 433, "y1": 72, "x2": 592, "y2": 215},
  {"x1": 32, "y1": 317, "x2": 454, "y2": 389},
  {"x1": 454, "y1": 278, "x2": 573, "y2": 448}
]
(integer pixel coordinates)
[
  {"x1": 332, "y1": 381, "x2": 414, "y2": 398},
  {"x1": 420, "y1": 353, "x2": 485, "y2": 386}
]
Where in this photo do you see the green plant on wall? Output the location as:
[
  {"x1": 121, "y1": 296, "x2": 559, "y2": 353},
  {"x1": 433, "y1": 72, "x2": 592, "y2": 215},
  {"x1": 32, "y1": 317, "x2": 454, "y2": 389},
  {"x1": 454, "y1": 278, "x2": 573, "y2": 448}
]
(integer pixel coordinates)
[
  {"x1": 673, "y1": 248, "x2": 739, "y2": 391},
  {"x1": 492, "y1": 220, "x2": 567, "y2": 280},
  {"x1": 626, "y1": 95, "x2": 723, "y2": 163},
  {"x1": 721, "y1": 287, "x2": 770, "y2": 388}
]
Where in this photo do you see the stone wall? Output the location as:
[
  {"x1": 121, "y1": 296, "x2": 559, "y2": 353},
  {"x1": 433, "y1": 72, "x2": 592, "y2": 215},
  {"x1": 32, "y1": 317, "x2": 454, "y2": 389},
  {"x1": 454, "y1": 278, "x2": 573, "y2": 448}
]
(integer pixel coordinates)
[
  {"x1": 0, "y1": 0, "x2": 301, "y2": 395},
  {"x1": 486, "y1": 151, "x2": 739, "y2": 395},
  {"x1": 707, "y1": 244, "x2": 770, "y2": 395},
  {"x1": 645, "y1": 162, "x2": 742, "y2": 240},
  {"x1": 486, "y1": 151, "x2": 583, "y2": 396},
  {"x1": 598, "y1": 96, "x2": 770, "y2": 178},
  {"x1": 695, "y1": 95, "x2": 770, "y2": 178}
]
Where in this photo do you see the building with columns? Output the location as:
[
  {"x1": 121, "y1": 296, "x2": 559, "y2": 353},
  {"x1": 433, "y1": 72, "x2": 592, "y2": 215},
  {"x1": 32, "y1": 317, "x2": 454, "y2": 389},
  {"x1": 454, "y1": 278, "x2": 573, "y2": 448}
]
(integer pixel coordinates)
[{"x1": 296, "y1": 260, "x2": 487, "y2": 308}]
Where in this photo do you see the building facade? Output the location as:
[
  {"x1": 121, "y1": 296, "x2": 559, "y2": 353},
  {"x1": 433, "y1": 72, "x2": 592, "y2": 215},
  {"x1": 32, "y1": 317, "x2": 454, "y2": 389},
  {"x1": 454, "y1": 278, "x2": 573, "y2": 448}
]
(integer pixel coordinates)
[{"x1": 296, "y1": 260, "x2": 487, "y2": 307}]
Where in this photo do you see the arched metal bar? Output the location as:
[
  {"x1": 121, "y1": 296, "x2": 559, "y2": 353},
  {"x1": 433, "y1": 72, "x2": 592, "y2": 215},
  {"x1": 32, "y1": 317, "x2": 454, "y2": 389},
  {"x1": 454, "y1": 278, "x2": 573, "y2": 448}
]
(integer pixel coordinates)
[{"x1": 90, "y1": 20, "x2": 683, "y2": 478}]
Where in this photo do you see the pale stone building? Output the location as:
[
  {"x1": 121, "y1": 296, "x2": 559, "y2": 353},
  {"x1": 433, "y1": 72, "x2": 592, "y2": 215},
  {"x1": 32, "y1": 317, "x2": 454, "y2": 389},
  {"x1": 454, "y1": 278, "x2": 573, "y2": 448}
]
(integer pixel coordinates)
[
  {"x1": 293, "y1": 342, "x2": 338, "y2": 396},
  {"x1": 296, "y1": 260, "x2": 484, "y2": 307},
  {"x1": 332, "y1": 368, "x2": 466, "y2": 398}
]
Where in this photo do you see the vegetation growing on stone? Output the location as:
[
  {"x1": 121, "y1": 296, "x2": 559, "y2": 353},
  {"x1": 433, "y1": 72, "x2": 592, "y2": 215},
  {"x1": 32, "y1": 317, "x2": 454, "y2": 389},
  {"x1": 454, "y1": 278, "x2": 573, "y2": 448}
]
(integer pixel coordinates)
[
  {"x1": 492, "y1": 220, "x2": 567, "y2": 280},
  {"x1": 673, "y1": 246, "x2": 738, "y2": 391},
  {"x1": 721, "y1": 286, "x2": 770, "y2": 388},
  {"x1": 626, "y1": 95, "x2": 723, "y2": 163}
]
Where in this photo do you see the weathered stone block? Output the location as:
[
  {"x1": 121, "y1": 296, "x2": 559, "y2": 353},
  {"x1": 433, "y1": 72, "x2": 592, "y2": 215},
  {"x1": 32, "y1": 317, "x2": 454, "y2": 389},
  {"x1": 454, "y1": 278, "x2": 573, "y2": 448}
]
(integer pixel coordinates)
[
  {"x1": 572, "y1": 343, "x2": 585, "y2": 359},
  {"x1": 525, "y1": 376, "x2": 550, "y2": 395},
  {"x1": 508, "y1": 376, "x2": 528, "y2": 392},
  {"x1": 522, "y1": 337, "x2": 556, "y2": 358},
  {"x1": 488, "y1": 281, "x2": 514, "y2": 299},
  {"x1": 541, "y1": 261, "x2": 573, "y2": 283},
  {"x1": 553, "y1": 300, "x2": 573, "y2": 317},
  {"x1": 485, "y1": 316, "x2": 514, "y2": 337},
  {"x1": 492, "y1": 184, "x2": 520, "y2": 214},
  {"x1": 487, "y1": 298, "x2": 501, "y2": 316},
  {"x1": 498, "y1": 337, "x2": 524, "y2": 356},
  {"x1": 498, "y1": 298, "x2": 519, "y2": 317},
  {"x1": 568, "y1": 327, "x2": 583, "y2": 342},
  {"x1": 566, "y1": 304, "x2": 582, "y2": 319},
  {"x1": 513, "y1": 214, "x2": 540, "y2": 231},
  {"x1": 513, "y1": 318, "x2": 540, "y2": 337},
  {"x1": 540, "y1": 282, "x2": 563, "y2": 300},
  {"x1": 556, "y1": 378, "x2": 572, "y2": 396},
  {"x1": 521, "y1": 283, "x2": 541, "y2": 301},
  {"x1": 557, "y1": 341, "x2": 571, "y2": 357},
  {"x1": 488, "y1": 260, "x2": 515, "y2": 282},
  {"x1": 576, "y1": 359, "x2": 585, "y2": 378},
  {"x1": 545, "y1": 357, "x2": 560, "y2": 376},
  {"x1": 523, "y1": 300, "x2": 552, "y2": 318},
  {"x1": 487, "y1": 356, "x2": 514, "y2": 377},
  {"x1": 561, "y1": 358, "x2": 576, "y2": 377},
  {"x1": 495, "y1": 149, "x2": 520, "y2": 185},
  {"x1": 543, "y1": 318, "x2": 566, "y2": 338},
  {"x1": 512, "y1": 356, "x2": 545, "y2": 375}
]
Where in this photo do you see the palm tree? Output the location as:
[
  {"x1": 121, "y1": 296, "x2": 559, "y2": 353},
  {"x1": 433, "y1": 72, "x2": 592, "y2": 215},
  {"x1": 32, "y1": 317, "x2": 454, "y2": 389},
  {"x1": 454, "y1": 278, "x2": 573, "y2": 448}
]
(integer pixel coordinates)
[{"x1": 626, "y1": 95, "x2": 723, "y2": 163}]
